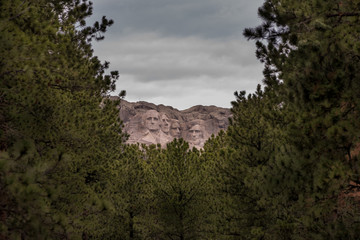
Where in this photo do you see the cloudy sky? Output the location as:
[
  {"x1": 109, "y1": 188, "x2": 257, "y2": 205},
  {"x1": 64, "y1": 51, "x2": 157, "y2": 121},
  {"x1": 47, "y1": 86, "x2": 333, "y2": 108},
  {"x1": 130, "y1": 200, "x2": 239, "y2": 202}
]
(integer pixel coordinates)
[{"x1": 89, "y1": 0, "x2": 265, "y2": 110}]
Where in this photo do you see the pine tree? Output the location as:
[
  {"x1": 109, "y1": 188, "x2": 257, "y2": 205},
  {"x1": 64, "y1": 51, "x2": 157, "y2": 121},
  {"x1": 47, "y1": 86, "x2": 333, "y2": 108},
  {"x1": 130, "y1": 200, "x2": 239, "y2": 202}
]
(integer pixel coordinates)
[
  {"x1": 145, "y1": 139, "x2": 212, "y2": 240},
  {"x1": 0, "y1": 0, "x2": 125, "y2": 238},
  {"x1": 100, "y1": 143, "x2": 150, "y2": 239},
  {"x1": 244, "y1": 0, "x2": 360, "y2": 238},
  {"x1": 205, "y1": 86, "x2": 285, "y2": 239}
]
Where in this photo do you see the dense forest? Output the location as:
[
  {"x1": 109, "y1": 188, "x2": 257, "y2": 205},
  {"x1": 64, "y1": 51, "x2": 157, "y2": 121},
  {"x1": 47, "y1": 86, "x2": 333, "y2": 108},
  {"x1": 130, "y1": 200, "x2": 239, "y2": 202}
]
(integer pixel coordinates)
[{"x1": 1, "y1": 0, "x2": 360, "y2": 239}]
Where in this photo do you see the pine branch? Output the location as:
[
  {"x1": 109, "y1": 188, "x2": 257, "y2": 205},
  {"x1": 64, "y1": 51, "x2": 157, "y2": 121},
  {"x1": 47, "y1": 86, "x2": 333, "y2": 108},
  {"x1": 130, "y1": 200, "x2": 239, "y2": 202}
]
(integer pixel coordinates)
[
  {"x1": 326, "y1": 12, "x2": 360, "y2": 18},
  {"x1": 9, "y1": 1, "x2": 32, "y2": 21}
]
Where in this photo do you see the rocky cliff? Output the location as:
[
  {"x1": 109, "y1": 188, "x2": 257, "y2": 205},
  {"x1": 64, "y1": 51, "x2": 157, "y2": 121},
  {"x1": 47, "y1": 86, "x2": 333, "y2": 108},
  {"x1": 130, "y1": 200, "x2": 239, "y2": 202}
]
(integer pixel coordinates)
[{"x1": 117, "y1": 99, "x2": 232, "y2": 149}]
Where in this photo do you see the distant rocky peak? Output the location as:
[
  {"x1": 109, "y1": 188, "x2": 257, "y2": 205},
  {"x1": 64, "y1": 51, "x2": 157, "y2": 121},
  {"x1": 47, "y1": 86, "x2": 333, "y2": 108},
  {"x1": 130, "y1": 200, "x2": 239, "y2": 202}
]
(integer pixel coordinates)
[{"x1": 118, "y1": 99, "x2": 232, "y2": 149}]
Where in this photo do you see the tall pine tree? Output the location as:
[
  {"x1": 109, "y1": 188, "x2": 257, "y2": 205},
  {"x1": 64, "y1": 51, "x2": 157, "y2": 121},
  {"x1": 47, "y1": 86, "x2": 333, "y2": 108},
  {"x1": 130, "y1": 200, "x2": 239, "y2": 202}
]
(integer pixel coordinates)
[
  {"x1": 0, "y1": 0, "x2": 126, "y2": 238},
  {"x1": 244, "y1": 0, "x2": 360, "y2": 238}
]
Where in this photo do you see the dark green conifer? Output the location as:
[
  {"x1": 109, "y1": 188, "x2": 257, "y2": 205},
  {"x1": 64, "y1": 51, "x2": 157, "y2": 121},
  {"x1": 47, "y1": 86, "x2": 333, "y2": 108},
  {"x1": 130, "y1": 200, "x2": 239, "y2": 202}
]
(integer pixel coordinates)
[
  {"x1": 0, "y1": 0, "x2": 125, "y2": 238},
  {"x1": 145, "y1": 139, "x2": 211, "y2": 240},
  {"x1": 244, "y1": 0, "x2": 360, "y2": 238}
]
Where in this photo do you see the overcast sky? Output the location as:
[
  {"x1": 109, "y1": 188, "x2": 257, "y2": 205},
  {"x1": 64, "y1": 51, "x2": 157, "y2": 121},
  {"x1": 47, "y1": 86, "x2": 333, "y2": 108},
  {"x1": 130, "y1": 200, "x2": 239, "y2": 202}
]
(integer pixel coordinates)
[{"x1": 89, "y1": 0, "x2": 265, "y2": 110}]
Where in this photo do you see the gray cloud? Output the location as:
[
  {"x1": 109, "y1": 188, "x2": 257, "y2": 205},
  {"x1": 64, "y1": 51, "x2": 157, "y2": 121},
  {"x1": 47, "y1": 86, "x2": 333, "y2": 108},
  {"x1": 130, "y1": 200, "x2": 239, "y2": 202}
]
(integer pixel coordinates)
[
  {"x1": 116, "y1": 74, "x2": 260, "y2": 110},
  {"x1": 93, "y1": 33, "x2": 261, "y2": 82},
  {"x1": 89, "y1": 0, "x2": 266, "y2": 109},
  {"x1": 91, "y1": 0, "x2": 265, "y2": 39}
]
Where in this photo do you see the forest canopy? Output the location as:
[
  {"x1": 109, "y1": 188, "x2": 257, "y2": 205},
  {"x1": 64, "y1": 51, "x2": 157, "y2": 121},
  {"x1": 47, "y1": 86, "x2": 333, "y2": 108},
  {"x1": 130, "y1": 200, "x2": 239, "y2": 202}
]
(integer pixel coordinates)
[{"x1": 1, "y1": 0, "x2": 360, "y2": 239}]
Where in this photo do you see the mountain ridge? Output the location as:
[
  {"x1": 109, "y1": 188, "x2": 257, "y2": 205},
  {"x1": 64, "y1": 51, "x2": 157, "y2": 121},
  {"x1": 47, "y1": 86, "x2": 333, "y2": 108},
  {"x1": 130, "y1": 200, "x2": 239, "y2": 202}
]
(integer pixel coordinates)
[{"x1": 115, "y1": 98, "x2": 232, "y2": 148}]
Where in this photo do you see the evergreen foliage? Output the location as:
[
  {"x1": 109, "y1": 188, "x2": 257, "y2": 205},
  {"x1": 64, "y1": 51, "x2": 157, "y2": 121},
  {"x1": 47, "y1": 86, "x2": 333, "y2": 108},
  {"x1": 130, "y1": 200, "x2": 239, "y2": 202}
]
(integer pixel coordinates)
[
  {"x1": 0, "y1": 0, "x2": 125, "y2": 238},
  {"x1": 241, "y1": 0, "x2": 360, "y2": 238},
  {"x1": 2, "y1": 0, "x2": 360, "y2": 239},
  {"x1": 144, "y1": 139, "x2": 212, "y2": 240}
]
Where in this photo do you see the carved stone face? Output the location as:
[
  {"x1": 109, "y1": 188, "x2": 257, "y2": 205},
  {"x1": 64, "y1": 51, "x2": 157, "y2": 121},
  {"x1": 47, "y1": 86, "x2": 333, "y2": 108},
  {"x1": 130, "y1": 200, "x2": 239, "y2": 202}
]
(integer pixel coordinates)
[
  {"x1": 189, "y1": 124, "x2": 202, "y2": 142},
  {"x1": 160, "y1": 114, "x2": 170, "y2": 133},
  {"x1": 170, "y1": 121, "x2": 181, "y2": 138},
  {"x1": 144, "y1": 110, "x2": 160, "y2": 131}
]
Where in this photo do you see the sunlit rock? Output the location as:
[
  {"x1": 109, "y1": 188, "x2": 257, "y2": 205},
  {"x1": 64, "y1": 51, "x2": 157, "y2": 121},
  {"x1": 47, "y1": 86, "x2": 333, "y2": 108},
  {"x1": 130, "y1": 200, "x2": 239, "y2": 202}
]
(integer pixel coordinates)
[{"x1": 118, "y1": 99, "x2": 232, "y2": 149}]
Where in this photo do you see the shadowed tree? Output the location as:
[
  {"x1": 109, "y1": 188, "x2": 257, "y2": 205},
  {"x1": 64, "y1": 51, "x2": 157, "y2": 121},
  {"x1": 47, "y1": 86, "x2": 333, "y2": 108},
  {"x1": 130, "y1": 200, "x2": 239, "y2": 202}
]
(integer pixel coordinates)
[
  {"x1": 0, "y1": 0, "x2": 126, "y2": 238},
  {"x1": 243, "y1": 0, "x2": 360, "y2": 238},
  {"x1": 145, "y1": 139, "x2": 212, "y2": 240}
]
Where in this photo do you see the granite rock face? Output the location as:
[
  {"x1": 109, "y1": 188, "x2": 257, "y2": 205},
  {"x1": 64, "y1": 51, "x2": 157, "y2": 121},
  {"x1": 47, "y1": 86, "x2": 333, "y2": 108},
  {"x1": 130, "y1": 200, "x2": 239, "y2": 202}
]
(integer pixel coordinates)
[{"x1": 118, "y1": 99, "x2": 231, "y2": 149}]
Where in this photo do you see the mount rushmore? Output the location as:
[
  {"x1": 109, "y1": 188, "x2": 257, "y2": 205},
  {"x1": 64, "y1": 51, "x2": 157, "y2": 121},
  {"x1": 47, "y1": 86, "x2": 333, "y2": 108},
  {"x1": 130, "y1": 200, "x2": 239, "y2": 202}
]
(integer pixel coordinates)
[{"x1": 116, "y1": 99, "x2": 232, "y2": 149}]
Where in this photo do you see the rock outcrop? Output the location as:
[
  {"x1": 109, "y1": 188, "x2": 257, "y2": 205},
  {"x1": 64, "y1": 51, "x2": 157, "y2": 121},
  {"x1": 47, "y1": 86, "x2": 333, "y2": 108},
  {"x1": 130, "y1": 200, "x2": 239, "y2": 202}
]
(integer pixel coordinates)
[{"x1": 117, "y1": 99, "x2": 232, "y2": 149}]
